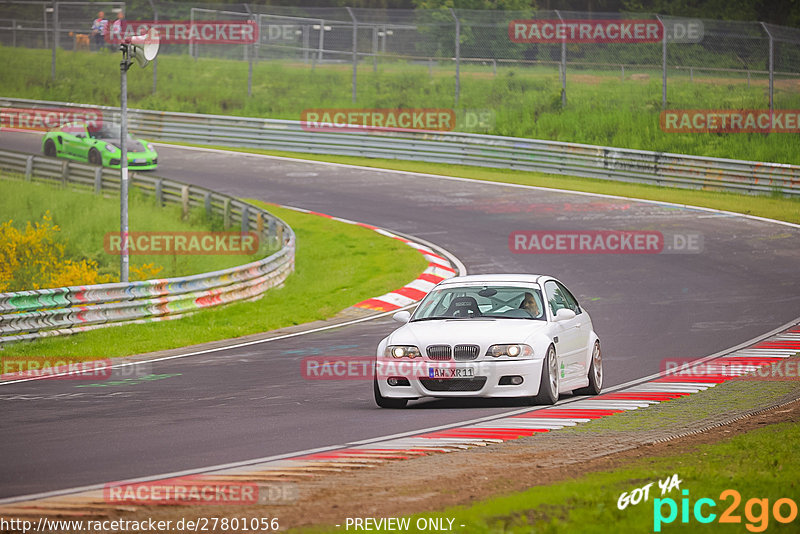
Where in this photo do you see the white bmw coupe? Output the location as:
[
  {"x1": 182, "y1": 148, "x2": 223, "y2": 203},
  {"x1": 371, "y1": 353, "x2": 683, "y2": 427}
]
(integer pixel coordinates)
[{"x1": 374, "y1": 274, "x2": 602, "y2": 408}]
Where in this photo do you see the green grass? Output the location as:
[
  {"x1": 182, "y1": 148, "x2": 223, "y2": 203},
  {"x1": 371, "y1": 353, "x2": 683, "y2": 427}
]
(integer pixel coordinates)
[
  {"x1": 561, "y1": 378, "x2": 800, "y2": 434},
  {"x1": 165, "y1": 144, "x2": 800, "y2": 225},
  {"x1": 0, "y1": 175, "x2": 265, "y2": 284},
  {"x1": 296, "y1": 419, "x2": 800, "y2": 533},
  {"x1": 2, "y1": 46, "x2": 798, "y2": 164},
  {"x1": 0, "y1": 200, "x2": 428, "y2": 358}
]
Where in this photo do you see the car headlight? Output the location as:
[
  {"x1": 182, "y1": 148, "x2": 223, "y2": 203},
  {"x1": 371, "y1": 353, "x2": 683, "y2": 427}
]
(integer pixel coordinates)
[
  {"x1": 486, "y1": 344, "x2": 533, "y2": 358},
  {"x1": 105, "y1": 143, "x2": 117, "y2": 152},
  {"x1": 385, "y1": 345, "x2": 421, "y2": 359}
]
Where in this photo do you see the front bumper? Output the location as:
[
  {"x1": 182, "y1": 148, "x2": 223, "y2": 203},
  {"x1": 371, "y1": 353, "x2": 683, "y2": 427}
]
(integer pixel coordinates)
[
  {"x1": 106, "y1": 153, "x2": 158, "y2": 170},
  {"x1": 375, "y1": 358, "x2": 545, "y2": 399}
]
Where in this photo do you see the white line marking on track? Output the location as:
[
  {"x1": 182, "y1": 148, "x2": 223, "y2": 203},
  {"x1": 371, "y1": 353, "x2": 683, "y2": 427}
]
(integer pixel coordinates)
[
  {"x1": 155, "y1": 142, "x2": 800, "y2": 230},
  {"x1": 0, "y1": 226, "x2": 466, "y2": 387}
]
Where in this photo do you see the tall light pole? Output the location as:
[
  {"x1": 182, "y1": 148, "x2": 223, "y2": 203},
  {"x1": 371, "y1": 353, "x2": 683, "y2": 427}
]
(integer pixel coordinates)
[
  {"x1": 147, "y1": 0, "x2": 159, "y2": 94},
  {"x1": 118, "y1": 28, "x2": 159, "y2": 282}
]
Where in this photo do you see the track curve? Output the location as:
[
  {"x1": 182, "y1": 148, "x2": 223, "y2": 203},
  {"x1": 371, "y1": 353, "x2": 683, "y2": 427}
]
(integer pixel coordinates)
[{"x1": 1, "y1": 132, "x2": 799, "y2": 500}]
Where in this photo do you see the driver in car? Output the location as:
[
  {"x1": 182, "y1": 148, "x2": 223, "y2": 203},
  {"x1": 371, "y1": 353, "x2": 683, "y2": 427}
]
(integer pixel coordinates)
[{"x1": 520, "y1": 292, "x2": 542, "y2": 319}]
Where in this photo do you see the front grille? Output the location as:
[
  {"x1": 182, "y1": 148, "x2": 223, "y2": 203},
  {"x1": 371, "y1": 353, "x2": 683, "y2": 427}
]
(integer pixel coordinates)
[
  {"x1": 420, "y1": 377, "x2": 487, "y2": 392},
  {"x1": 453, "y1": 344, "x2": 479, "y2": 361},
  {"x1": 426, "y1": 345, "x2": 452, "y2": 360}
]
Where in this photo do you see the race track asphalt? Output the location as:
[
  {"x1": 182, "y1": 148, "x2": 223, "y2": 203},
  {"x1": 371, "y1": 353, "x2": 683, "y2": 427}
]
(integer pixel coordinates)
[{"x1": 1, "y1": 133, "x2": 798, "y2": 499}]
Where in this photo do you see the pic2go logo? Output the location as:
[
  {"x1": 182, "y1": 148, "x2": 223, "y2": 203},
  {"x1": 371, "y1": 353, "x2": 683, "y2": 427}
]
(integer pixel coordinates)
[{"x1": 654, "y1": 489, "x2": 798, "y2": 532}]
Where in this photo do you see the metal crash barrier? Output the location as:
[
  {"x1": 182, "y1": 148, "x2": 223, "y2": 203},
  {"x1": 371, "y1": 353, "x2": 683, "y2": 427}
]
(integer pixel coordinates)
[
  {"x1": 0, "y1": 148, "x2": 295, "y2": 344},
  {"x1": 1, "y1": 97, "x2": 798, "y2": 196}
]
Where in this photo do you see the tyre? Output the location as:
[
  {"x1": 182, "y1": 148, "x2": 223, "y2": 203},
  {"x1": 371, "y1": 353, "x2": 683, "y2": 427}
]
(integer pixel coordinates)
[
  {"x1": 574, "y1": 341, "x2": 603, "y2": 396},
  {"x1": 374, "y1": 378, "x2": 408, "y2": 409},
  {"x1": 532, "y1": 345, "x2": 558, "y2": 405},
  {"x1": 88, "y1": 148, "x2": 102, "y2": 165},
  {"x1": 44, "y1": 139, "x2": 57, "y2": 157}
]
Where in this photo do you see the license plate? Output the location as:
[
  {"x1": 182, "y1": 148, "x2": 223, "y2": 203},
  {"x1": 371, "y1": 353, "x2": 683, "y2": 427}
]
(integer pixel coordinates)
[
  {"x1": 428, "y1": 367, "x2": 474, "y2": 379},
  {"x1": 133, "y1": 158, "x2": 145, "y2": 164}
]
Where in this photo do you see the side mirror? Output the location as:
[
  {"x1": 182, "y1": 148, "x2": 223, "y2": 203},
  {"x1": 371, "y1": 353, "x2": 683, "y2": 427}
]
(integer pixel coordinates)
[
  {"x1": 554, "y1": 308, "x2": 576, "y2": 322},
  {"x1": 392, "y1": 310, "x2": 411, "y2": 324}
]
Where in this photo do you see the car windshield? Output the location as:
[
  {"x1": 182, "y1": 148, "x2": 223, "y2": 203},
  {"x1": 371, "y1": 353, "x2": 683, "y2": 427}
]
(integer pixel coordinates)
[
  {"x1": 87, "y1": 122, "x2": 136, "y2": 144},
  {"x1": 412, "y1": 285, "x2": 546, "y2": 321}
]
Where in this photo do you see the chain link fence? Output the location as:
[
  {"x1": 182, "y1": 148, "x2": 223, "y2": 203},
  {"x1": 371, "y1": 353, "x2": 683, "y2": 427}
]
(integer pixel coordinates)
[{"x1": 2, "y1": 2, "x2": 799, "y2": 124}]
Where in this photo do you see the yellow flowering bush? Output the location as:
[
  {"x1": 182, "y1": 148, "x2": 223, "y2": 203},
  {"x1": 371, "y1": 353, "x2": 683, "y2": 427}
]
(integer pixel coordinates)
[
  {"x1": 0, "y1": 212, "x2": 115, "y2": 291},
  {"x1": 130, "y1": 262, "x2": 164, "y2": 281}
]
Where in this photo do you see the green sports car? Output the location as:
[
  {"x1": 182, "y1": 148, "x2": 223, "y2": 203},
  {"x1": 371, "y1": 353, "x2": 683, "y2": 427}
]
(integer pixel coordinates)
[{"x1": 42, "y1": 121, "x2": 158, "y2": 170}]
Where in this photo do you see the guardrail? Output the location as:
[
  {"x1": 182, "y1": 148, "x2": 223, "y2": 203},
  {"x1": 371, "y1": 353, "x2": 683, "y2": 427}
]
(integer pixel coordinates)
[
  {"x1": 0, "y1": 148, "x2": 295, "y2": 344},
  {"x1": 1, "y1": 97, "x2": 799, "y2": 196}
]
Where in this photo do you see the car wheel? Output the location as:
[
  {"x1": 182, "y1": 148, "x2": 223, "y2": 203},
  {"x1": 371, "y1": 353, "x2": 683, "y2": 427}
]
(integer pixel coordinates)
[
  {"x1": 574, "y1": 341, "x2": 603, "y2": 396},
  {"x1": 44, "y1": 140, "x2": 57, "y2": 157},
  {"x1": 532, "y1": 345, "x2": 558, "y2": 405},
  {"x1": 373, "y1": 378, "x2": 408, "y2": 409},
  {"x1": 88, "y1": 148, "x2": 102, "y2": 165}
]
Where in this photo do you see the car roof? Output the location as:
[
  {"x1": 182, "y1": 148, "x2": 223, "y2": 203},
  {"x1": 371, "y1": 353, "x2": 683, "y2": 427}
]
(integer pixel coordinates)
[{"x1": 438, "y1": 274, "x2": 552, "y2": 286}]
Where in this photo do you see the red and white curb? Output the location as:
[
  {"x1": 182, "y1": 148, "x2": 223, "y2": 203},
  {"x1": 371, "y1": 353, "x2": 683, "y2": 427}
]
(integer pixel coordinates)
[
  {"x1": 1, "y1": 332, "x2": 797, "y2": 516},
  {"x1": 354, "y1": 238, "x2": 456, "y2": 312},
  {"x1": 30, "y1": 322, "x2": 790, "y2": 506},
  {"x1": 282, "y1": 206, "x2": 459, "y2": 312},
  {"x1": 202, "y1": 324, "x2": 800, "y2": 468}
]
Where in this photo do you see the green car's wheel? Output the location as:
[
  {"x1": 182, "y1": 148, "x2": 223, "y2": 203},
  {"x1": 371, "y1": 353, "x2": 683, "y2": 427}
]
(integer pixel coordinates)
[
  {"x1": 44, "y1": 140, "x2": 57, "y2": 157},
  {"x1": 88, "y1": 148, "x2": 102, "y2": 165}
]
